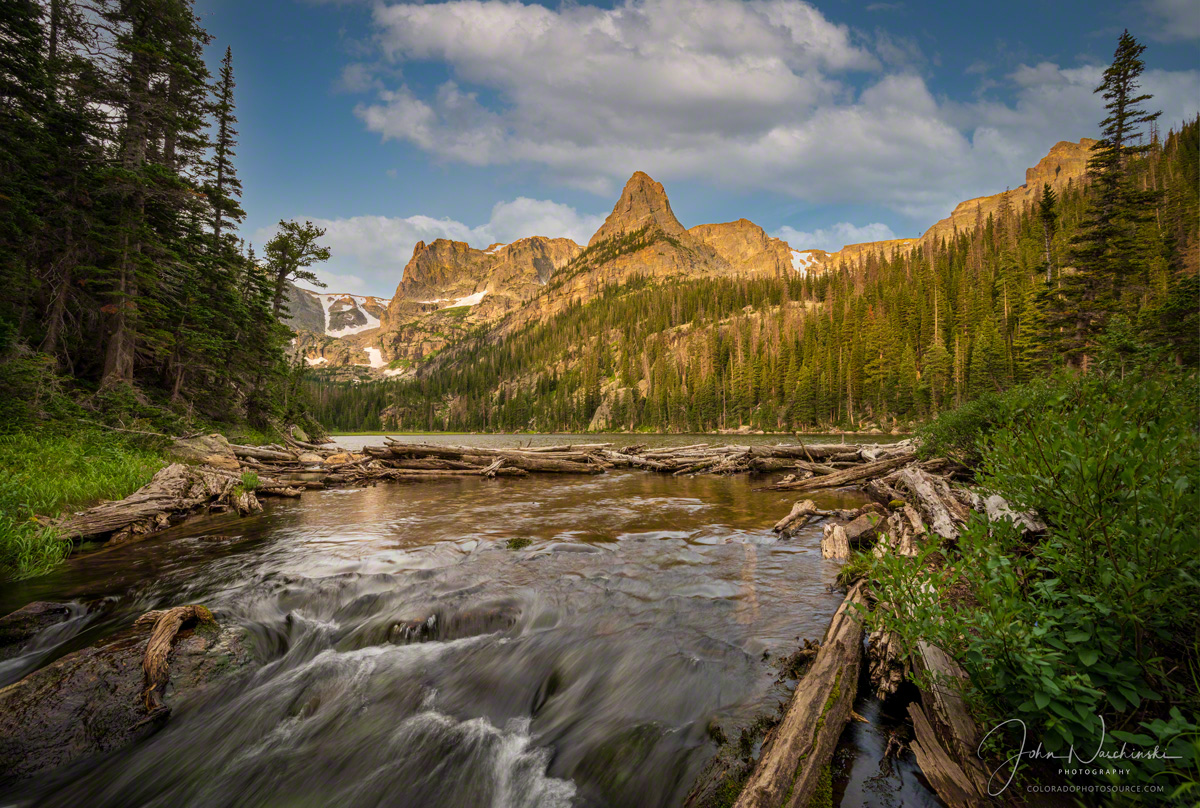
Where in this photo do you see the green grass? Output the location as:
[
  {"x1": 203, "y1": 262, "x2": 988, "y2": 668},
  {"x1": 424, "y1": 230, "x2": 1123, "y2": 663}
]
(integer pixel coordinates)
[{"x1": 0, "y1": 429, "x2": 167, "y2": 580}]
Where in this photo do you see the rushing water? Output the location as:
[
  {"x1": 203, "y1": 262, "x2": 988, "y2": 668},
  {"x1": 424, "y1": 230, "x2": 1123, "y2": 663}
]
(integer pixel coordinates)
[{"x1": 1, "y1": 434, "x2": 935, "y2": 808}]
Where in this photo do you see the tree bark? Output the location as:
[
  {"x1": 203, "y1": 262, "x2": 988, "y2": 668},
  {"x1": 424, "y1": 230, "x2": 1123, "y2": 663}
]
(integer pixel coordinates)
[
  {"x1": 760, "y1": 454, "x2": 915, "y2": 492},
  {"x1": 733, "y1": 582, "x2": 866, "y2": 808}
]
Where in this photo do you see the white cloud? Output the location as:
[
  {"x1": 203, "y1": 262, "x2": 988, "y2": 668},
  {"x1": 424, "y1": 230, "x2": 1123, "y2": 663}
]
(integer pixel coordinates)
[
  {"x1": 1146, "y1": 0, "x2": 1200, "y2": 41},
  {"x1": 254, "y1": 198, "x2": 605, "y2": 297},
  {"x1": 775, "y1": 222, "x2": 897, "y2": 253},
  {"x1": 352, "y1": 0, "x2": 1199, "y2": 222}
]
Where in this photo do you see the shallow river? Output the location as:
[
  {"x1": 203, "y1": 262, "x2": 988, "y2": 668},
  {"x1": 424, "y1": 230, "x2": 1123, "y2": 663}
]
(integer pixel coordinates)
[{"x1": 1, "y1": 434, "x2": 937, "y2": 808}]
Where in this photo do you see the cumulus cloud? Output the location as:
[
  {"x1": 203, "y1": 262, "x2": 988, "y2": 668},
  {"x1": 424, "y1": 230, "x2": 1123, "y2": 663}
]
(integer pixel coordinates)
[
  {"x1": 255, "y1": 198, "x2": 605, "y2": 297},
  {"x1": 349, "y1": 0, "x2": 1198, "y2": 223},
  {"x1": 1145, "y1": 0, "x2": 1200, "y2": 41},
  {"x1": 776, "y1": 222, "x2": 898, "y2": 253}
]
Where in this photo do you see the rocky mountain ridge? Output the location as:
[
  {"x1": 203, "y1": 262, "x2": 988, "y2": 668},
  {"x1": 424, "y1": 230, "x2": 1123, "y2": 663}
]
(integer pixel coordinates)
[
  {"x1": 292, "y1": 137, "x2": 1099, "y2": 376},
  {"x1": 815, "y1": 137, "x2": 1097, "y2": 270}
]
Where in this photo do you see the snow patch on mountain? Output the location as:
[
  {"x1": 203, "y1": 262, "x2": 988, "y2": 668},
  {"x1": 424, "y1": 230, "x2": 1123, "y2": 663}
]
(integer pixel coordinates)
[
  {"x1": 328, "y1": 308, "x2": 380, "y2": 337},
  {"x1": 790, "y1": 250, "x2": 821, "y2": 276},
  {"x1": 363, "y1": 347, "x2": 386, "y2": 368},
  {"x1": 449, "y1": 290, "x2": 487, "y2": 307}
]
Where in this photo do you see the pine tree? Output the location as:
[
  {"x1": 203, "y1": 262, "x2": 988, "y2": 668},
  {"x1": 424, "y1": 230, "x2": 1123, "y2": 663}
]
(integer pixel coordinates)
[
  {"x1": 265, "y1": 220, "x2": 331, "y2": 315},
  {"x1": 1062, "y1": 30, "x2": 1161, "y2": 367},
  {"x1": 206, "y1": 47, "x2": 244, "y2": 253},
  {"x1": 1038, "y1": 183, "x2": 1058, "y2": 283}
]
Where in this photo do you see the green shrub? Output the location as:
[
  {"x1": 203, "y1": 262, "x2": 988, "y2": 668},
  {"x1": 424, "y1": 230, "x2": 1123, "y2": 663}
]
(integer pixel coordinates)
[
  {"x1": 871, "y1": 367, "x2": 1200, "y2": 794},
  {"x1": 240, "y1": 471, "x2": 260, "y2": 491}
]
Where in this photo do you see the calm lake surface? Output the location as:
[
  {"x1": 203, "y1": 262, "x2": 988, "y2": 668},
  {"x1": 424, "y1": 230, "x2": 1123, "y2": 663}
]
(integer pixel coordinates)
[{"x1": 2, "y1": 434, "x2": 935, "y2": 808}]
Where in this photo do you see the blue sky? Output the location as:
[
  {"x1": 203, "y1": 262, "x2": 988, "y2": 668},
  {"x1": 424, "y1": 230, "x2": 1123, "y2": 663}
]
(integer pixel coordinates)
[{"x1": 194, "y1": 0, "x2": 1199, "y2": 297}]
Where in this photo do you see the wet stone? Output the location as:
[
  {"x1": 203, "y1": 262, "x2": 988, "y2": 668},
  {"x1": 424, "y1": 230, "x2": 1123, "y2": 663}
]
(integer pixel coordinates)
[{"x1": 0, "y1": 616, "x2": 255, "y2": 788}]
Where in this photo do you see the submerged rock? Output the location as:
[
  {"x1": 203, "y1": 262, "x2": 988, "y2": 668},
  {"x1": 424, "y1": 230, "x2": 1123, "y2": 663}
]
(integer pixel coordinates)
[
  {"x1": 0, "y1": 602, "x2": 76, "y2": 661},
  {"x1": 0, "y1": 608, "x2": 254, "y2": 787}
]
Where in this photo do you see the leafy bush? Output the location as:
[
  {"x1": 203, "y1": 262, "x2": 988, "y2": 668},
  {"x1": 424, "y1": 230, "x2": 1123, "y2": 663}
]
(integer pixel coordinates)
[{"x1": 872, "y1": 366, "x2": 1200, "y2": 795}]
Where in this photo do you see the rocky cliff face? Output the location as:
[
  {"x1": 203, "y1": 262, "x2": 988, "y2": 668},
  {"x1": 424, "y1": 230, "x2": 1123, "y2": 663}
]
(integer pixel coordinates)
[
  {"x1": 284, "y1": 284, "x2": 327, "y2": 334},
  {"x1": 284, "y1": 285, "x2": 389, "y2": 337},
  {"x1": 809, "y1": 138, "x2": 1098, "y2": 270},
  {"x1": 370, "y1": 235, "x2": 583, "y2": 370},
  {"x1": 300, "y1": 139, "x2": 1098, "y2": 379},
  {"x1": 687, "y1": 219, "x2": 793, "y2": 277},
  {"x1": 919, "y1": 138, "x2": 1098, "y2": 246},
  {"x1": 513, "y1": 172, "x2": 733, "y2": 328}
]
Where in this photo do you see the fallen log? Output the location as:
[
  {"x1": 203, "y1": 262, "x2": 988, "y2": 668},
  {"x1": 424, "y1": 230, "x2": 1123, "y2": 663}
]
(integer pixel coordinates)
[
  {"x1": 757, "y1": 453, "x2": 916, "y2": 492},
  {"x1": 55, "y1": 464, "x2": 261, "y2": 543},
  {"x1": 733, "y1": 582, "x2": 867, "y2": 808},
  {"x1": 386, "y1": 458, "x2": 487, "y2": 471},
  {"x1": 866, "y1": 627, "x2": 908, "y2": 701},
  {"x1": 229, "y1": 444, "x2": 295, "y2": 462},
  {"x1": 255, "y1": 486, "x2": 303, "y2": 498},
  {"x1": 383, "y1": 444, "x2": 603, "y2": 474},
  {"x1": 908, "y1": 642, "x2": 993, "y2": 807},
  {"x1": 347, "y1": 467, "x2": 528, "y2": 482},
  {"x1": 773, "y1": 500, "x2": 819, "y2": 534},
  {"x1": 601, "y1": 451, "x2": 674, "y2": 471},
  {"x1": 522, "y1": 443, "x2": 613, "y2": 453},
  {"x1": 820, "y1": 524, "x2": 850, "y2": 559},
  {"x1": 283, "y1": 435, "x2": 333, "y2": 453},
  {"x1": 894, "y1": 468, "x2": 962, "y2": 540}
]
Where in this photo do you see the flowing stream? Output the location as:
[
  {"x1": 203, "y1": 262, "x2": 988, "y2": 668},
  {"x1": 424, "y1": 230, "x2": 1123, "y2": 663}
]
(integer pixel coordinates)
[{"x1": 1, "y1": 434, "x2": 938, "y2": 807}]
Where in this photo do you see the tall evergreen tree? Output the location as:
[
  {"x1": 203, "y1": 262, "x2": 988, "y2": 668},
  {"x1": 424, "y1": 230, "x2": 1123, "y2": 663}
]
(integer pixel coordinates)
[
  {"x1": 1061, "y1": 30, "x2": 1161, "y2": 367},
  {"x1": 265, "y1": 220, "x2": 331, "y2": 315}
]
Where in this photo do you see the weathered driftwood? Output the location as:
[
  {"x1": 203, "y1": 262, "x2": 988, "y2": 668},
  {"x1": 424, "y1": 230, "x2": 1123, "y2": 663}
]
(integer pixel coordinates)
[
  {"x1": 907, "y1": 642, "x2": 993, "y2": 807},
  {"x1": 773, "y1": 500, "x2": 819, "y2": 534},
  {"x1": 820, "y1": 511, "x2": 884, "y2": 559},
  {"x1": 732, "y1": 582, "x2": 866, "y2": 808},
  {"x1": 522, "y1": 443, "x2": 613, "y2": 453},
  {"x1": 758, "y1": 453, "x2": 916, "y2": 492},
  {"x1": 381, "y1": 443, "x2": 603, "y2": 474},
  {"x1": 894, "y1": 467, "x2": 962, "y2": 540},
  {"x1": 343, "y1": 466, "x2": 528, "y2": 482},
  {"x1": 820, "y1": 524, "x2": 850, "y2": 559},
  {"x1": 55, "y1": 464, "x2": 262, "y2": 543},
  {"x1": 866, "y1": 627, "x2": 908, "y2": 700},
  {"x1": 255, "y1": 485, "x2": 303, "y2": 498},
  {"x1": 229, "y1": 444, "x2": 295, "y2": 462},
  {"x1": 135, "y1": 605, "x2": 218, "y2": 714}
]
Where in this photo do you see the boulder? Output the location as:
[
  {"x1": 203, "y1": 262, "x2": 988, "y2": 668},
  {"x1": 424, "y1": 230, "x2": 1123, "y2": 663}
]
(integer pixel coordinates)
[
  {"x1": 168, "y1": 434, "x2": 239, "y2": 471},
  {"x1": 323, "y1": 452, "x2": 359, "y2": 465},
  {"x1": 296, "y1": 452, "x2": 325, "y2": 464},
  {"x1": 0, "y1": 608, "x2": 254, "y2": 787},
  {"x1": 0, "y1": 602, "x2": 77, "y2": 661}
]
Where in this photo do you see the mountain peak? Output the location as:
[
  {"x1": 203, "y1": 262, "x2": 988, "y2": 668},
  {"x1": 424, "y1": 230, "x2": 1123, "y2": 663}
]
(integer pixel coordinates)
[{"x1": 588, "y1": 171, "x2": 686, "y2": 247}]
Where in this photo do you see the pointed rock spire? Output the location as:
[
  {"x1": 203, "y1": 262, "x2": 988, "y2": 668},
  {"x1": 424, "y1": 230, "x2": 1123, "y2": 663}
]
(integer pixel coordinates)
[{"x1": 588, "y1": 171, "x2": 686, "y2": 246}]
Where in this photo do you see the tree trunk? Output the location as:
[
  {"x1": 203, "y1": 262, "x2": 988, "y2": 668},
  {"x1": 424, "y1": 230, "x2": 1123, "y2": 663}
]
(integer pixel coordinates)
[{"x1": 733, "y1": 583, "x2": 866, "y2": 807}]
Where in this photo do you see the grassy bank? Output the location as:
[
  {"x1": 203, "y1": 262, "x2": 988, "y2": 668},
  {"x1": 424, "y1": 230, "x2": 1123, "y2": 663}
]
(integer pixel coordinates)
[
  {"x1": 0, "y1": 428, "x2": 168, "y2": 580},
  {"x1": 865, "y1": 357, "x2": 1200, "y2": 799}
]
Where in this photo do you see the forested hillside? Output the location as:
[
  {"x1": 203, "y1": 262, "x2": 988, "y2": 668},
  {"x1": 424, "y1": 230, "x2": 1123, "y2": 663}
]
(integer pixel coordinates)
[
  {"x1": 0, "y1": 0, "x2": 320, "y2": 432},
  {"x1": 309, "y1": 113, "x2": 1198, "y2": 433}
]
